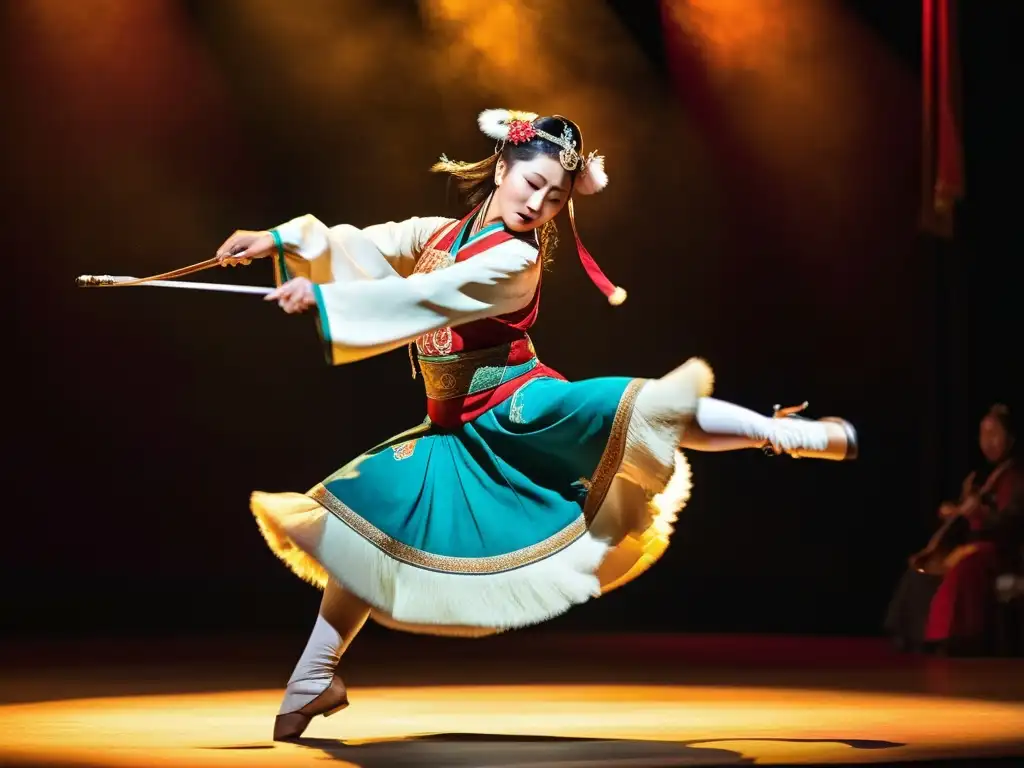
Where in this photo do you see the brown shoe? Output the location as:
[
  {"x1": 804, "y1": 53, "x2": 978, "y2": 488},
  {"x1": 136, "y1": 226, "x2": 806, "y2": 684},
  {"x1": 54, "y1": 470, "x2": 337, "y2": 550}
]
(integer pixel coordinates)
[
  {"x1": 787, "y1": 416, "x2": 858, "y2": 461},
  {"x1": 272, "y1": 674, "x2": 349, "y2": 742}
]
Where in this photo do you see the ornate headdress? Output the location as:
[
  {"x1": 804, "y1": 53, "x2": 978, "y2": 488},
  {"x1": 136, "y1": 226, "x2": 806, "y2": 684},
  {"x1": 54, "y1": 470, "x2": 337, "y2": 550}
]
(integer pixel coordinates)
[{"x1": 476, "y1": 108, "x2": 625, "y2": 305}]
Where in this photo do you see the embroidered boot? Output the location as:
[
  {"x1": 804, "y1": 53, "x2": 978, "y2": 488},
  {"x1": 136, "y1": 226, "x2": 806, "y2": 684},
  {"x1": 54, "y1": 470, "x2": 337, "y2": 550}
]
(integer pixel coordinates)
[{"x1": 760, "y1": 402, "x2": 858, "y2": 461}]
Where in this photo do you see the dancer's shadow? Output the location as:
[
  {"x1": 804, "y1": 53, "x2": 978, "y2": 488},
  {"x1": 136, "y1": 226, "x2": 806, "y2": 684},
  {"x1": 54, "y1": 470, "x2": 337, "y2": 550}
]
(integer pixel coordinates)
[
  {"x1": 686, "y1": 737, "x2": 904, "y2": 751},
  {"x1": 215, "y1": 732, "x2": 904, "y2": 766},
  {"x1": 290, "y1": 733, "x2": 753, "y2": 766}
]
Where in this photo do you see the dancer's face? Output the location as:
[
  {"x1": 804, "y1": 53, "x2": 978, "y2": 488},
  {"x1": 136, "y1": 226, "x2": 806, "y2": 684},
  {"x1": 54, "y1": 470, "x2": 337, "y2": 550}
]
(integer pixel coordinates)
[
  {"x1": 979, "y1": 415, "x2": 1012, "y2": 463},
  {"x1": 491, "y1": 155, "x2": 570, "y2": 232}
]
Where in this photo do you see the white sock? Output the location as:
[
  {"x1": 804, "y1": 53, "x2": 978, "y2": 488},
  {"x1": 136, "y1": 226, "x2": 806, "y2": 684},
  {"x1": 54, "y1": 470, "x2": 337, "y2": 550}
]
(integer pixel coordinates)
[{"x1": 278, "y1": 614, "x2": 343, "y2": 715}]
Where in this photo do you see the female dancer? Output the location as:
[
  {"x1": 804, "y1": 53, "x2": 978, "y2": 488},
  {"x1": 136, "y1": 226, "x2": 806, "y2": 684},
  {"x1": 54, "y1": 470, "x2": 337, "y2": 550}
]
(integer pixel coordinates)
[{"x1": 214, "y1": 109, "x2": 857, "y2": 740}]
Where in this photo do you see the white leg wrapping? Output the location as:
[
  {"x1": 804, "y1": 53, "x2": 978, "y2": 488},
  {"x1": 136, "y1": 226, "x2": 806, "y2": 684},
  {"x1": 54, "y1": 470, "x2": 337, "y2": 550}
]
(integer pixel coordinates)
[
  {"x1": 695, "y1": 397, "x2": 830, "y2": 453},
  {"x1": 278, "y1": 615, "x2": 342, "y2": 715}
]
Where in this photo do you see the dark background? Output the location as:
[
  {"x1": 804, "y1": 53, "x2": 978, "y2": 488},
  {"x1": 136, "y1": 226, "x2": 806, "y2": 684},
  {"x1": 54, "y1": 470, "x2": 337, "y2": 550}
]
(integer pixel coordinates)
[{"x1": 3, "y1": 0, "x2": 1018, "y2": 639}]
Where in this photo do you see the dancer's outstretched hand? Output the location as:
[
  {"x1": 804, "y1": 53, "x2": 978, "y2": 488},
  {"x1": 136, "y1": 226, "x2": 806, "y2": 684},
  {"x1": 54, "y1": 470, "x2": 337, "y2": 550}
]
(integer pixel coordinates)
[
  {"x1": 266, "y1": 277, "x2": 316, "y2": 314},
  {"x1": 215, "y1": 230, "x2": 275, "y2": 266}
]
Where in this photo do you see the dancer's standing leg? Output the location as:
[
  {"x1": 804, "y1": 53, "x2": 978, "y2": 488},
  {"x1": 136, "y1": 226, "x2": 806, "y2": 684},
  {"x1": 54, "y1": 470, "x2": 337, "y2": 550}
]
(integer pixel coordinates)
[{"x1": 274, "y1": 581, "x2": 370, "y2": 741}]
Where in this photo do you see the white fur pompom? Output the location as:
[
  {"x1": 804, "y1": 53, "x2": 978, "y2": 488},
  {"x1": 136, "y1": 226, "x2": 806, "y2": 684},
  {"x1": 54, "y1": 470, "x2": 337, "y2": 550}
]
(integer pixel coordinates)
[
  {"x1": 575, "y1": 153, "x2": 608, "y2": 195},
  {"x1": 478, "y1": 109, "x2": 512, "y2": 141},
  {"x1": 478, "y1": 108, "x2": 538, "y2": 142}
]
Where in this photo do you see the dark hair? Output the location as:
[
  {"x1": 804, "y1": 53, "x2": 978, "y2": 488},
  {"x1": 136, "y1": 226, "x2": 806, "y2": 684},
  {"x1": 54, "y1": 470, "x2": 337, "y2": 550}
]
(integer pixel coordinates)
[
  {"x1": 431, "y1": 115, "x2": 585, "y2": 264},
  {"x1": 986, "y1": 403, "x2": 1018, "y2": 441}
]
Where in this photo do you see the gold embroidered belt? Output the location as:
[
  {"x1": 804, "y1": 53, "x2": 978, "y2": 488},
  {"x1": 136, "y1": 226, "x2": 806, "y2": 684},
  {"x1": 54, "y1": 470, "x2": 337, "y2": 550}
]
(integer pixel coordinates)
[{"x1": 418, "y1": 338, "x2": 538, "y2": 401}]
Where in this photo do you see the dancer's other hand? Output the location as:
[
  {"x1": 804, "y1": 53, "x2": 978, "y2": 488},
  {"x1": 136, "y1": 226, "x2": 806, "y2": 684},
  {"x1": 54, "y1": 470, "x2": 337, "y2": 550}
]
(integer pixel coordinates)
[
  {"x1": 216, "y1": 230, "x2": 275, "y2": 266},
  {"x1": 266, "y1": 277, "x2": 316, "y2": 314}
]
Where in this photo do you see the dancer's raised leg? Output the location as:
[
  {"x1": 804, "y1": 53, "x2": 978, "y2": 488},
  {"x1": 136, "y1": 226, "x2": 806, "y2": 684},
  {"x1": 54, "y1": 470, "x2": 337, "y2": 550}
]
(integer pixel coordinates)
[
  {"x1": 682, "y1": 397, "x2": 857, "y2": 459},
  {"x1": 635, "y1": 360, "x2": 856, "y2": 460}
]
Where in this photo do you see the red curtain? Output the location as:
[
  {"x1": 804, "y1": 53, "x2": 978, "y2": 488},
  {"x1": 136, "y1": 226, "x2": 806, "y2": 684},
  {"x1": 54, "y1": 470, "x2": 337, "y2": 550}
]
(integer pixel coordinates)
[{"x1": 921, "y1": 0, "x2": 963, "y2": 237}]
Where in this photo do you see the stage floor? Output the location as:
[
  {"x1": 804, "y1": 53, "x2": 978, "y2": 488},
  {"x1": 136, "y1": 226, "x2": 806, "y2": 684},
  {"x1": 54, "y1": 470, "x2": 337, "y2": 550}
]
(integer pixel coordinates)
[{"x1": 1, "y1": 632, "x2": 1022, "y2": 767}]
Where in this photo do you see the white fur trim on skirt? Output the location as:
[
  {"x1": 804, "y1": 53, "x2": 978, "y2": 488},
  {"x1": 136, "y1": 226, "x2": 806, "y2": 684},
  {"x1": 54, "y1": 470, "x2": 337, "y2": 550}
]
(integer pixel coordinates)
[{"x1": 251, "y1": 491, "x2": 609, "y2": 634}]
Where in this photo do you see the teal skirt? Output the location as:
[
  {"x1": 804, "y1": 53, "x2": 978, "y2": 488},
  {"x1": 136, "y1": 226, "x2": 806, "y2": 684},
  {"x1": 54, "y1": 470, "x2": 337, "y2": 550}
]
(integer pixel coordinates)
[
  {"x1": 250, "y1": 372, "x2": 691, "y2": 634},
  {"x1": 316, "y1": 376, "x2": 634, "y2": 565}
]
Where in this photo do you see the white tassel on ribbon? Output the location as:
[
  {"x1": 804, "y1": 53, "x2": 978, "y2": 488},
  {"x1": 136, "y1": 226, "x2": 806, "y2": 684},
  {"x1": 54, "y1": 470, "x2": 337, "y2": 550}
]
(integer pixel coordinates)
[{"x1": 575, "y1": 153, "x2": 608, "y2": 195}]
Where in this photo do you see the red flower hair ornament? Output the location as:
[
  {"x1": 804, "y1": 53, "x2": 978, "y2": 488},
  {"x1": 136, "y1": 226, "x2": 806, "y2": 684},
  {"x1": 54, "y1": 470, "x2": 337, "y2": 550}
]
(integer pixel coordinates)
[{"x1": 505, "y1": 119, "x2": 537, "y2": 145}]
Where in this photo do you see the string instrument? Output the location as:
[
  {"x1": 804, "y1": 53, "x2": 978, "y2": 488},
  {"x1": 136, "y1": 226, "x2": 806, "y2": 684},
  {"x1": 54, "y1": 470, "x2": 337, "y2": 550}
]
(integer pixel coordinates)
[{"x1": 911, "y1": 460, "x2": 1013, "y2": 575}]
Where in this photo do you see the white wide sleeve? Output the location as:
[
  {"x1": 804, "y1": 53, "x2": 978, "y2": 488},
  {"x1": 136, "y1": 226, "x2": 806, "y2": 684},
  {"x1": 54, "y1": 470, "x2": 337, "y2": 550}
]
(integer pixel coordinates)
[
  {"x1": 271, "y1": 214, "x2": 455, "y2": 285},
  {"x1": 311, "y1": 238, "x2": 540, "y2": 365}
]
